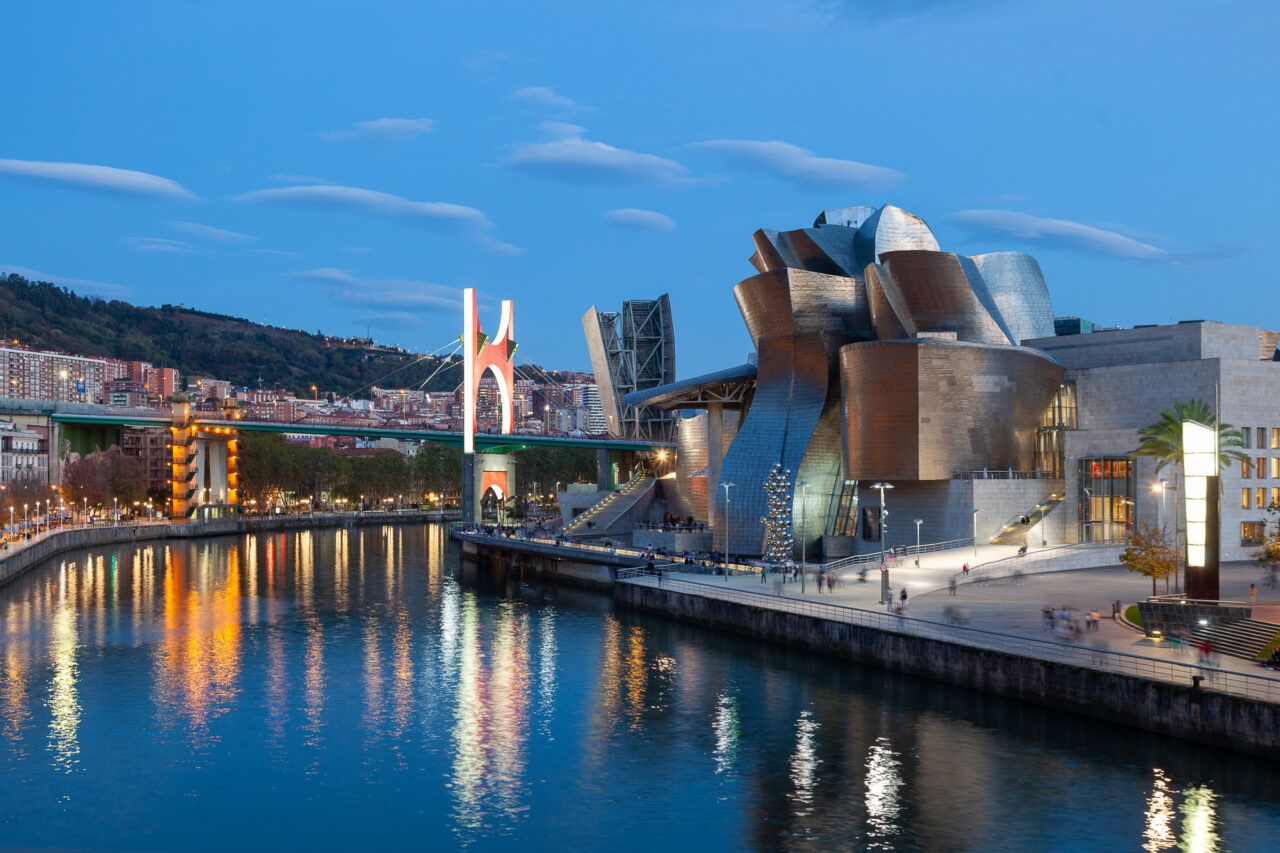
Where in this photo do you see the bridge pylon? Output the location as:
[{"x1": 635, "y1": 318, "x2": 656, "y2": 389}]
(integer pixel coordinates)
[{"x1": 461, "y1": 287, "x2": 516, "y2": 523}]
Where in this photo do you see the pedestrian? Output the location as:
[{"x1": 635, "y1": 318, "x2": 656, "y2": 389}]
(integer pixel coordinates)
[
  {"x1": 760, "y1": 566, "x2": 767, "y2": 584},
  {"x1": 962, "y1": 562, "x2": 969, "y2": 576},
  {"x1": 1090, "y1": 609, "x2": 1101, "y2": 630},
  {"x1": 899, "y1": 586, "x2": 908, "y2": 612},
  {"x1": 816, "y1": 571, "x2": 823, "y2": 593},
  {"x1": 885, "y1": 589, "x2": 894, "y2": 613},
  {"x1": 948, "y1": 577, "x2": 957, "y2": 597},
  {"x1": 1250, "y1": 582, "x2": 1257, "y2": 604},
  {"x1": 1042, "y1": 607, "x2": 1053, "y2": 632},
  {"x1": 1084, "y1": 611, "x2": 1094, "y2": 632},
  {"x1": 826, "y1": 573, "x2": 835, "y2": 593}
]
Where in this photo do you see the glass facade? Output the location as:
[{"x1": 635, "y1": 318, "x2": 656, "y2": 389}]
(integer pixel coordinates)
[
  {"x1": 1242, "y1": 521, "x2": 1265, "y2": 546},
  {"x1": 1078, "y1": 456, "x2": 1134, "y2": 543},
  {"x1": 1035, "y1": 382, "x2": 1077, "y2": 478},
  {"x1": 829, "y1": 480, "x2": 859, "y2": 537}
]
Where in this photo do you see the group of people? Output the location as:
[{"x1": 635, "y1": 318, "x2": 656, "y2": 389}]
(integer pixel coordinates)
[
  {"x1": 1042, "y1": 606, "x2": 1103, "y2": 636},
  {"x1": 641, "y1": 515, "x2": 708, "y2": 533}
]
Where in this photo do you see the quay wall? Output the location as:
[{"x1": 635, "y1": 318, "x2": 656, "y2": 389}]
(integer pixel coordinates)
[
  {"x1": 0, "y1": 511, "x2": 451, "y2": 587},
  {"x1": 615, "y1": 581, "x2": 1280, "y2": 759}
]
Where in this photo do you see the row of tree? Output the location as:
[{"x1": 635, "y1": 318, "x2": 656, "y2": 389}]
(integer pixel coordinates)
[{"x1": 235, "y1": 433, "x2": 596, "y2": 508}]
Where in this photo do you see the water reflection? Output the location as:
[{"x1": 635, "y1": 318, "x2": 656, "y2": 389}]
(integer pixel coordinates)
[{"x1": 0, "y1": 526, "x2": 1275, "y2": 852}]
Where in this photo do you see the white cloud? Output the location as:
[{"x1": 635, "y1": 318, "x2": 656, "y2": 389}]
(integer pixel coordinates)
[
  {"x1": 503, "y1": 124, "x2": 694, "y2": 185},
  {"x1": 690, "y1": 139, "x2": 902, "y2": 189},
  {"x1": 512, "y1": 86, "x2": 590, "y2": 114},
  {"x1": 127, "y1": 237, "x2": 196, "y2": 254},
  {"x1": 0, "y1": 158, "x2": 196, "y2": 199},
  {"x1": 234, "y1": 183, "x2": 492, "y2": 229},
  {"x1": 169, "y1": 221, "x2": 255, "y2": 245},
  {"x1": 0, "y1": 265, "x2": 128, "y2": 297},
  {"x1": 319, "y1": 118, "x2": 435, "y2": 143},
  {"x1": 285, "y1": 268, "x2": 463, "y2": 313},
  {"x1": 949, "y1": 209, "x2": 1170, "y2": 261},
  {"x1": 604, "y1": 208, "x2": 677, "y2": 232}
]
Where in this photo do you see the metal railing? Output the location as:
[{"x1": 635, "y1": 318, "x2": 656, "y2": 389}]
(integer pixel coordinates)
[
  {"x1": 1147, "y1": 594, "x2": 1249, "y2": 607},
  {"x1": 618, "y1": 574, "x2": 1280, "y2": 703},
  {"x1": 954, "y1": 543, "x2": 1124, "y2": 585},
  {"x1": 823, "y1": 537, "x2": 975, "y2": 572},
  {"x1": 953, "y1": 469, "x2": 1056, "y2": 480},
  {"x1": 453, "y1": 527, "x2": 757, "y2": 575}
]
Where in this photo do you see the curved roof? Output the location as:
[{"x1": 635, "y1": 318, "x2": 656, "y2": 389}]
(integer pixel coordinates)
[{"x1": 623, "y1": 362, "x2": 757, "y2": 410}]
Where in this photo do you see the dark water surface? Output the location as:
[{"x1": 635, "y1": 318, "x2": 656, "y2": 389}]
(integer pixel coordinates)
[{"x1": 1, "y1": 525, "x2": 1278, "y2": 851}]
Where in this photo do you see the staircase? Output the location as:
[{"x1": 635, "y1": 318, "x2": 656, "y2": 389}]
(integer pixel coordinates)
[
  {"x1": 1188, "y1": 618, "x2": 1280, "y2": 662},
  {"x1": 563, "y1": 474, "x2": 655, "y2": 538},
  {"x1": 989, "y1": 491, "x2": 1065, "y2": 546}
]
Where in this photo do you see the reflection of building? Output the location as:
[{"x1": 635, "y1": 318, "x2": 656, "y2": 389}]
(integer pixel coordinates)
[
  {"x1": 628, "y1": 204, "x2": 1065, "y2": 557},
  {"x1": 583, "y1": 295, "x2": 677, "y2": 440}
]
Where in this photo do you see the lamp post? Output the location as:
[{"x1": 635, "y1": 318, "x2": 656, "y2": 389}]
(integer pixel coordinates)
[
  {"x1": 871, "y1": 482, "x2": 893, "y2": 604},
  {"x1": 721, "y1": 482, "x2": 736, "y2": 580},
  {"x1": 23, "y1": 503, "x2": 29, "y2": 534},
  {"x1": 113, "y1": 497, "x2": 118, "y2": 526},
  {"x1": 914, "y1": 519, "x2": 923, "y2": 568},
  {"x1": 7, "y1": 506, "x2": 12, "y2": 538},
  {"x1": 798, "y1": 481, "x2": 810, "y2": 593},
  {"x1": 82, "y1": 497, "x2": 87, "y2": 526},
  {"x1": 971, "y1": 508, "x2": 980, "y2": 558}
]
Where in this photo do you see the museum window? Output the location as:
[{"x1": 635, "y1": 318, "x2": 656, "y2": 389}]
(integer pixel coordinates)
[
  {"x1": 1259, "y1": 426, "x2": 1269, "y2": 449},
  {"x1": 1242, "y1": 457, "x2": 1252, "y2": 479},
  {"x1": 1242, "y1": 427, "x2": 1252, "y2": 448},
  {"x1": 1242, "y1": 521, "x2": 1266, "y2": 547},
  {"x1": 1078, "y1": 456, "x2": 1134, "y2": 544},
  {"x1": 1272, "y1": 427, "x2": 1280, "y2": 449},
  {"x1": 1035, "y1": 382, "x2": 1077, "y2": 478},
  {"x1": 1272, "y1": 487, "x2": 1280, "y2": 507},
  {"x1": 1259, "y1": 488, "x2": 1268, "y2": 509},
  {"x1": 1259, "y1": 457, "x2": 1269, "y2": 479},
  {"x1": 1242, "y1": 488, "x2": 1252, "y2": 510},
  {"x1": 1272, "y1": 458, "x2": 1279, "y2": 479},
  {"x1": 829, "y1": 480, "x2": 859, "y2": 537}
]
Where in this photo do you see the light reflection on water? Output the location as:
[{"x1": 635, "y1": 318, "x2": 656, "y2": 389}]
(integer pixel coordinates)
[{"x1": 0, "y1": 524, "x2": 1275, "y2": 851}]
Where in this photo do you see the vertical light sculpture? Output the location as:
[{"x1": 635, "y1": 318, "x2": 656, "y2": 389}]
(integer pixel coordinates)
[
  {"x1": 461, "y1": 287, "x2": 516, "y2": 523},
  {"x1": 1181, "y1": 420, "x2": 1219, "y2": 600}
]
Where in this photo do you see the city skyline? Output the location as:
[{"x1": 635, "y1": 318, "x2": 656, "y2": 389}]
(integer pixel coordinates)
[{"x1": 2, "y1": 1, "x2": 1277, "y2": 376}]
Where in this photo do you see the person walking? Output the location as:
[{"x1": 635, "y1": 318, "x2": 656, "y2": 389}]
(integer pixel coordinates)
[
  {"x1": 826, "y1": 573, "x2": 835, "y2": 593},
  {"x1": 1090, "y1": 609, "x2": 1101, "y2": 630},
  {"x1": 899, "y1": 586, "x2": 909, "y2": 613},
  {"x1": 948, "y1": 577, "x2": 957, "y2": 597},
  {"x1": 962, "y1": 562, "x2": 969, "y2": 576},
  {"x1": 1250, "y1": 582, "x2": 1258, "y2": 604},
  {"x1": 760, "y1": 566, "x2": 768, "y2": 584}
]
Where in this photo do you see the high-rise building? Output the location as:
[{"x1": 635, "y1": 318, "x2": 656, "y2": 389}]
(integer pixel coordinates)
[{"x1": 0, "y1": 344, "x2": 125, "y2": 403}]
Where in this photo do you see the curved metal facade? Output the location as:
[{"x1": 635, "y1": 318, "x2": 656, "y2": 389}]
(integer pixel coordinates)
[
  {"x1": 967, "y1": 252, "x2": 1055, "y2": 344},
  {"x1": 670, "y1": 409, "x2": 740, "y2": 521},
  {"x1": 872, "y1": 251, "x2": 1015, "y2": 346},
  {"x1": 840, "y1": 339, "x2": 1064, "y2": 481}
]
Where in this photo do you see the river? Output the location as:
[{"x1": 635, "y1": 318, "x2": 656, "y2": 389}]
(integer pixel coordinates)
[{"x1": 0, "y1": 524, "x2": 1277, "y2": 851}]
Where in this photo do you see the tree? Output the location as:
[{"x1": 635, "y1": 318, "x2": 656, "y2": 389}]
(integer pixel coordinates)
[
  {"x1": 1135, "y1": 399, "x2": 1247, "y2": 473},
  {"x1": 60, "y1": 447, "x2": 145, "y2": 508},
  {"x1": 1120, "y1": 525, "x2": 1179, "y2": 594}
]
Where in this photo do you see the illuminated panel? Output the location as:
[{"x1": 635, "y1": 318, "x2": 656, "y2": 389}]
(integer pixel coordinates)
[{"x1": 1182, "y1": 420, "x2": 1215, "y2": 568}]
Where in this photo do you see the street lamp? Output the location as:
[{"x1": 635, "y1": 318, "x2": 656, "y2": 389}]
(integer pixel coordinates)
[
  {"x1": 871, "y1": 482, "x2": 893, "y2": 604},
  {"x1": 798, "y1": 481, "x2": 811, "y2": 593},
  {"x1": 721, "y1": 482, "x2": 736, "y2": 579},
  {"x1": 113, "y1": 497, "x2": 118, "y2": 526},
  {"x1": 23, "y1": 503, "x2": 29, "y2": 533},
  {"x1": 914, "y1": 519, "x2": 923, "y2": 568}
]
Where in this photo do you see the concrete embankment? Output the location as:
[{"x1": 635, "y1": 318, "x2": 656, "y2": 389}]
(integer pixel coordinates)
[
  {"x1": 0, "y1": 511, "x2": 449, "y2": 587},
  {"x1": 615, "y1": 581, "x2": 1280, "y2": 760},
  {"x1": 456, "y1": 533, "x2": 628, "y2": 590}
]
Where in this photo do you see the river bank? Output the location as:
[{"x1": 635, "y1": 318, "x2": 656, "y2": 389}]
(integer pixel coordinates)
[{"x1": 0, "y1": 509, "x2": 455, "y2": 588}]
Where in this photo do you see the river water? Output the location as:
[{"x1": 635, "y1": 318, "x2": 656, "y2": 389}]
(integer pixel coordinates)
[{"x1": 0, "y1": 524, "x2": 1277, "y2": 851}]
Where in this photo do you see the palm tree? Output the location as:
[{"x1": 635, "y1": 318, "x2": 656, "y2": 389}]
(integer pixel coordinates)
[{"x1": 1135, "y1": 399, "x2": 1247, "y2": 472}]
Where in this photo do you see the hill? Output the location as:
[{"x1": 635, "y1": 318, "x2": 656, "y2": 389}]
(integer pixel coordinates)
[{"x1": 0, "y1": 273, "x2": 468, "y2": 396}]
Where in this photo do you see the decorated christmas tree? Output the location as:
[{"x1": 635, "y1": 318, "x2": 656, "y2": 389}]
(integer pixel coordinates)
[{"x1": 760, "y1": 462, "x2": 794, "y2": 565}]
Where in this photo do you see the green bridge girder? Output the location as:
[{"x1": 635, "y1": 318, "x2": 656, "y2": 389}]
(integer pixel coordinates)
[{"x1": 50, "y1": 413, "x2": 673, "y2": 454}]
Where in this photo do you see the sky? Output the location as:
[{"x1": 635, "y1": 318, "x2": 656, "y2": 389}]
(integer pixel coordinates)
[{"x1": 2, "y1": 0, "x2": 1277, "y2": 377}]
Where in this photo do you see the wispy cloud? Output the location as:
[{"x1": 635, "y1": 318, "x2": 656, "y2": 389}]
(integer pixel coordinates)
[
  {"x1": 285, "y1": 267, "x2": 463, "y2": 314},
  {"x1": 320, "y1": 118, "x2": 435, "y2": 143},
  {"x1": 949, "y1": 209, "x2": 1172, "y2": 261},
  {"x1": 169, "y1": 221, "x2": 255, "y2": 245},
  {"x1": 690, "y1": 139, "x2": 902, "y2": 189},
  {"x1": 234, "y1": 183, "x2": 491, "y2": 229},
  {"x1": 604, "y1": 208, "x2": 677, "y2": 232},
  {"x1": 503, "y1": 123, "x2": 695, "y2": 185},
  {"x1": 949, "y1": 208, "x2": 1252, "y2": 265},
  {"x1": 0, "y1": 158, "x2": 196, "y2": 199},
  {"x1": 0, "y1": 264, "x2": 129, "y2": 297},
  {"x1": 127, "y1": 237, "x2": 196, "y2": 254},
  {"x1": 250, "y1": 248, "x2": 298, "y2": 257},
  {"x1": 512, "y1": 86, "x2": 591, "y2": 114}
]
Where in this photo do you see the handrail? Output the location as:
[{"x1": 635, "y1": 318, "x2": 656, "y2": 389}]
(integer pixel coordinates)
[
  {"x1": 823, "y1": 537, "x2": 975, "y2": 571},
  {"x1": 1147, "y1": 594, "x2": 1249, "y2": 607},
  {"x1": 618, "y1": 574, "x2": 1280, "y2": 703}
]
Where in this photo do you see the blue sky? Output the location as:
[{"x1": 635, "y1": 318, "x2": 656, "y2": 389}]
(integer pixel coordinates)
[{"x1": 2, "y1": 0, "x2": 1276, "y2": 376}]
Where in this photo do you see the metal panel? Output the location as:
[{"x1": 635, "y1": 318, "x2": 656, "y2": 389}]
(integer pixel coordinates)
[
  {"x1": 840, "y1": 339, "x2": 1065, "y2": 481},
  {"x1": 853, "y1": 204, "x2": 941, "y2": 270},
  {"x1": 967, "y1": 252, "x2": 1055, "y2": 344},
  {"x1": 873, "y1": 251, "x2": 1015, "y2": 346}
]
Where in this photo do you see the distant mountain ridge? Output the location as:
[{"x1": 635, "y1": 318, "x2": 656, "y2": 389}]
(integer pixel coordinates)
[{"x1": 0, "y1": 272, "x2": 464, "y2": 397}]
